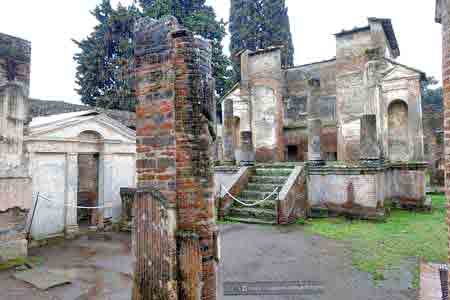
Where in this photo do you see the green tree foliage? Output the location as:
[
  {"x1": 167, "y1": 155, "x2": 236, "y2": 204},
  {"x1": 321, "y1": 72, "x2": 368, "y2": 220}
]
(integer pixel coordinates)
[
  {"x1": 229, "y1": 0, "x2": 294, "y2": 80},
  {"x1": 422, "y1": 76, "x2": 443, "y2": 108},
  {"x1": 73, "y1": 0, "x2": 233, "y2": 111},
  {"x1": 73, "y1": 1, "x2": 140, "y2": 111},
  {"x1": 140, "y1": 0, "x2": 234, "y2": 98}
]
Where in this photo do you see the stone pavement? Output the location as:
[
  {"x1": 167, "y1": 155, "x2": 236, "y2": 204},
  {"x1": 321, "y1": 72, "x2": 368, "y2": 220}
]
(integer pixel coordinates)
[
  {"x1": 419, "y1": 262, "x2": 443, "y2": 300},
  {"x1": 0, "y1": 225, "x2": 419, "y2": 300}
]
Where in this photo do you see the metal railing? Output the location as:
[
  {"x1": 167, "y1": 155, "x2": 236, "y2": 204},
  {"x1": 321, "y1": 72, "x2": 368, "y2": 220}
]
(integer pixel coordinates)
[{"x1": 220, "y1": 184, "x2": 280, "y2": 207}]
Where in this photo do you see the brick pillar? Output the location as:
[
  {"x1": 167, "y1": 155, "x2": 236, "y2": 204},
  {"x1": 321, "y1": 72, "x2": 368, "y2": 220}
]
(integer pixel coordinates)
[
  {"x1": 437, "y1": 0, "x2": 450, "y2": 286},
  {"x1": 308, "y1": 119, "x2": 324, "y2": 165},
  {"x1": 360, "y1": 114, "x2": 380, "y2": 163},
  {"x1": 133, "y1": 17, "x2": 218, "y2": 300},
  {"x1": 222, "y1": 98, "x2": 235, "y2": 165}
]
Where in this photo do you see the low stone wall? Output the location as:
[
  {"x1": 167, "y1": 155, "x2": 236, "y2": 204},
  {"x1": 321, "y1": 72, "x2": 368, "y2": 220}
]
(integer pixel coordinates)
[
  {"x1": 307, "y1": 161, "x2": 429, "y2": 219},
  {"x1": 119, "y1": 188, "x2": 136, "y2": 232},
  {"x1": 308, "y1": 164, "x2": 386, "y2": 219},
  {"x1": 277, "y1": 166, "x2": 307, "y2": 224},
  {"x1": 0, "y1": 177, "x2": 32, "y2": 212},
  {"x1": 218, "y1": 167, "x2": 253, "y2": 219},
  {"x1": 0, "y1": 208, "x2": 28, "y2": 264},
  {"x1": 386, "y1": 162, "x2": 427, "y2": 207}
]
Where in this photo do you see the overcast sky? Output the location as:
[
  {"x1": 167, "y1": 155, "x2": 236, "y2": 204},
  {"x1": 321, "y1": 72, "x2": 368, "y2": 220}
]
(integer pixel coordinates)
[{"x1": 0, "y1": 0, "x2": 442, "y2": 104}]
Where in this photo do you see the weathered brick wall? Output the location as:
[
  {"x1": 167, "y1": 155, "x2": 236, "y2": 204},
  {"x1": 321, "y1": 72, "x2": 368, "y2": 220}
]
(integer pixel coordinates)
[
  {"x1": 277, "y1": 166, "x2": 307, "y2": 224},
  {"x1": 133, "y1": 17, "x2": 218, "y2": 299},
  {"x1": 436, "y1": 0, "x2": 450, "y2": 269},
  {"x1": 218, "y1": 167, "x2": 253, "y2": 219},
  {"x1": 282, "y1": 60, "x2": 337, "y2": 161}
]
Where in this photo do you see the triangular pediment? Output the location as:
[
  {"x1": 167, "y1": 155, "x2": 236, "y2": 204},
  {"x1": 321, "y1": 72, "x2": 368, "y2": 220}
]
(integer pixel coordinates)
[
  {"x1": 382, "y1": 61, "x2": 423, "y2": 82},
  {"x1": 26, "y1": 111, "x2": 135, "y2": 143}
]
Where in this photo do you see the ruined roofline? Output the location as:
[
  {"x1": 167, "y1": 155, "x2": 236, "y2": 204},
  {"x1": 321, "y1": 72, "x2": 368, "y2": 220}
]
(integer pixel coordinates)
[
  {"x1": 334, "y1": 25, "x2": 371, "y2": 37},
  {"x1": 369, "y1": 18, "x2": 400, "y2": 57},
  {"x1": 0, "y1": 32, "x2": 31, "y2": 45},
  {"x1": 335, "y1": 18, "x2": 400, "y2": 58},
  {"x1": 218, "y1": 83, "x2": 240, "y2": 104},
  {"x1": 234, "y1": 46, "x2": 283, "y2": 58},
  {"x1": 285, "y1": 57, "x2": 337, "y2": 70}
]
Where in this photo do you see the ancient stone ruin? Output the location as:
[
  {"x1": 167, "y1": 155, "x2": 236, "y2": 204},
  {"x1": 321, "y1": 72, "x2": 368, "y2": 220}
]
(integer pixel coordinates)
[
  {"x1": 0, "y1": 33, "x2": 32, "y2": 264},
  {"x1": 435, "y1": 0, "x2": 450, "y2": 279},
  {"x1": 132, "y1": 17, "x2": 218, "y2": 299},
  {"x1": 218, "y1": 17, "x2": 428, "y2": 222}
]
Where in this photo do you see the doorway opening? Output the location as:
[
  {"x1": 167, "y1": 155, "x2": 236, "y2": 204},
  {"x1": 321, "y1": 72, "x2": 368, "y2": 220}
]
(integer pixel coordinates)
[
  {"x1": 77, "y1": 153, "x2": 99, "y2": 230},
  {"x1": 286, "y1": 145, "x2": 299, "y2": 161}
]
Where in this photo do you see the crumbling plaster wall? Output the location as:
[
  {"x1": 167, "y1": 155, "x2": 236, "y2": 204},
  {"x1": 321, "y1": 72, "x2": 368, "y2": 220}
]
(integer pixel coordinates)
[
  {"x1": 283, "y1": 60, "x2": 337, "y2": 161},
  {"x1": 244, "y1": 49, "x2": 284, "y2": 162},
  {"x1": 336, "y1": 29, "x2": 374, "y2": 161},
  {"x1": 381, "y1": 74, "x2": 424, "y2": 161},
  {"x1": 308, "y1": 168, "x2": 385, "y2": 211}
]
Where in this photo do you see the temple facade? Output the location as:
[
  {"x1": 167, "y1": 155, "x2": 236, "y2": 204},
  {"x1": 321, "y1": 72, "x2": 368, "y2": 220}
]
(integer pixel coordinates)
[
  {"x1": 220, "y1": 17, "x2": 425, "y2": 165},
  {"x1": 218, "y1": 18, "x2": 429, "y2": 221}
]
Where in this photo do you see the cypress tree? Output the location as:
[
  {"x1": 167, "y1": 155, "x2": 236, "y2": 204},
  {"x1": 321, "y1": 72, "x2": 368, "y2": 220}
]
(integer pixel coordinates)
[
  {"x1": 229, "y1": 0, "x2": 294, "y2": 81},
  {"x1": 260, "y1": 0, "x2": 294, "y2": 67}
]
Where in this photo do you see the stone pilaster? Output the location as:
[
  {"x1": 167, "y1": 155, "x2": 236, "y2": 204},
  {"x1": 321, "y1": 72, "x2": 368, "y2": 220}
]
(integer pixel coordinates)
[
  {"x1": 360, "y1": 114, "x2": 380, "y2": 162},
  {"x1": 65, "y1": 152, "x2": 79, "y2": 237},
  {"x1": 98, "y1": 153, "x2": 114, "y2": 229},
  {"x1": 239, "y1": 131, "x2": 255, "y2": 165},
  {"x1": 222, "y1": 98, "x2": 235, "y2": 165},
  {"x1": 308, "y1": 119, "x2": 324, "y2": 165}
]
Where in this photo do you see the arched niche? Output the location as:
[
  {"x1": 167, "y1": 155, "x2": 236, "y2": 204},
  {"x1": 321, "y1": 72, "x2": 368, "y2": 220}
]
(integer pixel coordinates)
[
  {"x1": 388, "y1": 99, "x2": 409, "y2": 161},
  {"x1": 78, "y1": 130, "x2": 103, "y2": 142}
]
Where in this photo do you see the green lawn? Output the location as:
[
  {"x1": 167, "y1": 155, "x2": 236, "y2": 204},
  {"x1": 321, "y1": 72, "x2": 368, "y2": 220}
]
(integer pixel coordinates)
[{"x1": 303, "y1": 194, "x2": 448, "y2": 286}]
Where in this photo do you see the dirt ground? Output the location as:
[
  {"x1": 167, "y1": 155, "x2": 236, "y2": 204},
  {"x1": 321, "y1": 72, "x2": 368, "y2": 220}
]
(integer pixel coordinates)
[{"x1": 0, "y1": 224, "x2": 417, "y2": 300}]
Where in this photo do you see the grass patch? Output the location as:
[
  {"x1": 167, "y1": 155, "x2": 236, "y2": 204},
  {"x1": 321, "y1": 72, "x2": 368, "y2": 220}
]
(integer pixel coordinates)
[{"x1": 304, "y1": 194, "x2": 447, "y2": 287}]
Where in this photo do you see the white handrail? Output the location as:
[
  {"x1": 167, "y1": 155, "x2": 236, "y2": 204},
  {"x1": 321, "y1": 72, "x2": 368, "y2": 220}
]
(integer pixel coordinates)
[
  {"x1": 37, "y1": 193, "x2": 106, "y2": 209},
  {"x1": 222, "y1": 185, "x2": 279, "y2": 207}
]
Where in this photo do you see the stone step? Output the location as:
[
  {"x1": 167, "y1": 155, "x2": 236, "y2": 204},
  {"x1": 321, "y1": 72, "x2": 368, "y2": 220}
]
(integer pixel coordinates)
[
  {"x1": 246, "y1": 183, "x2": 282, "y2": 192},
  {"x1": 233, "y1": 199, "x2": 277, "y2": 210},
  {"x1": 249, "y1": 176, "x2": 288, "y2": 185},
  {"x1": 255, "y1": 168, "x2": 293, "y2": 177},
  {"x1": 256, "y1": 163, "x2": 297, "y2": 169},
  {"x1": 239, "y1": 190, "x2": 279, "y2": 201},
  {"x1": 223, "y1": 216, "x2": 277, "y2": 225},
  {"x1": 228, "y1": 207, "x2": 277, "y2": 221}
]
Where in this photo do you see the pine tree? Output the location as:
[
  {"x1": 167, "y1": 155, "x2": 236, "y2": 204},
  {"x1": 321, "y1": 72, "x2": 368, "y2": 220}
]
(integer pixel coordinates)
[
  {"x1": 229, "y1": 0, "x2": 294, "y2": 80},
  {"x1": 73, "y1": 1, "x2": 140, "y2": 111},
  {"x1": 73, "y1": 0, "x2": 233, "y2": 112}
]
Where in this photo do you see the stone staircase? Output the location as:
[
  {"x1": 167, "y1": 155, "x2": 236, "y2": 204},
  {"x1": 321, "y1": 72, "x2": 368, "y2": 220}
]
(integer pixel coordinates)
[{"x1": 224, "y1": 165, "x2": 295, "y2": 224}]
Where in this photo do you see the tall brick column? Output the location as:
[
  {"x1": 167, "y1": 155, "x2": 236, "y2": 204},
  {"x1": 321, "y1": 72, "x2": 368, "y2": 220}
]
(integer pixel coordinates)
[
  {"x1": 133, "y1": 17, "x2": 218, "y2": 300},
  {"x1": 436, "y1": 0, "x2": 450, "y2": 282},
  {"x1": 222, "y1": 98, "x2": 235, "y2": 165}
]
